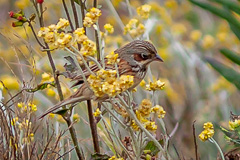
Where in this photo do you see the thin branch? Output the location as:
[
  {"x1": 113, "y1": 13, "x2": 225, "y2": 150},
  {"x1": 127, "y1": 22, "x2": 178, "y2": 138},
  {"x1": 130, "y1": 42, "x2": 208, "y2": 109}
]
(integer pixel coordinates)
[
  {"x1": 27, "y1": 21, "x2": 45, "y2": 48},
  {"x1": 70, "y1": 0, "x2": 80, "y2": 29},
  {"x1": 192, "y1": 120, "x2": 199, "y2": 160},
  {"x1": 62, "y1": 0, "x2": 74, "y2": 30}
]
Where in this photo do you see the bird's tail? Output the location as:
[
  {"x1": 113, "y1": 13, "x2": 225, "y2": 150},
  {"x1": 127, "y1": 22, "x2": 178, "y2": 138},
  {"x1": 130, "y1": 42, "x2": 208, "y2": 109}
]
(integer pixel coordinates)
[{"x1": 38, "y1": 96, "x2": 87, "y2": 119}]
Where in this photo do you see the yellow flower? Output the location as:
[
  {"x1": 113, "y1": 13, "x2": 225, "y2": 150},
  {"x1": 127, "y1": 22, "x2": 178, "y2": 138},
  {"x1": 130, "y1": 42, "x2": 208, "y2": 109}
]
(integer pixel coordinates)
[
  {"x1": 11, "y1": 117, "x2": 18, "y2": 126},
  {"x1": 93, "y1": 108, "x2": 101, "y2": 117},
  {"x1": 41, "y1": 73, "x2": 54, "y2": 83},
  {"x1": 73, "y1": 113, "x2": 80, "y2": 122},
  {"x1": 145, "y1": 120, "x2": 157, "y2": 132},
  {"x1": 131, "y1": 120, "x2": 140, "y2": 131},
  {"x1": 0, "y1": 75, "x2": 19, "y2": 90},
  {"x1": 229, "y1": 119, "x2": 240, "y2": 130},
  {"x1": 83, "y1": 8, "x2": 101, "y2": 27},
  {"x1": 49, "y1": 113, "x2": 55, "y2": 119},
  {"x1": 137, "y1": 4, "x2": 152, "y2": 19},
  {"x1": 47, "y1": 88, "x2": 56, "y2": 97},
  {"x1": 190, "y1": 30, "x2": 202, "y2": 42},
  {"x1": 138, "y1": 99, "x2": 152, "y2": 117},
  {"x1": 80, "y1": 40, "x2": 96, "y2": 56},
  {"x1": 17, "y1": 102, "x2": 24, "y2": 108},
  {"x1": 124, "y1": 19, "x2": 145, "y2": 38},
  {"x1": 28, "y1": 103, "x2": 37, "y2": 112},
  {"x1": 152, "y1": 105, "x2": 166, "y2": 118},
  {"x1": 56, "y1": 18, "x2": 70, "y2": 29},
  {"x1": 104, "y1": 24, "x2": 114, "y2": 34},
  {"x1": 106, "y1": 52, "x2": 119, "y2": 64},
  {"x1": 199, "y1": 122, "x2": 214, "y2": 142},
  {"x1": 146, "y1": 79, "x2": 165, "y2": 91},
  {"x1": 171, "y1": 23, "x2": 187, "y2": 35},
  {"x1": 164, "y1": 0, "x2": 178, "y2": 10},
  {"x1": 37, "y1": 27, "x2": 50, "y2": 37},
  {"x1": 202, "y1": 35, "x2": 215, "y2": 49},
  {"x1": 57, "y1": 33, "x2": 73, "y2": 48},
  {"x1": 140, "y1": 80, "x2": 146, "y2": 88}
]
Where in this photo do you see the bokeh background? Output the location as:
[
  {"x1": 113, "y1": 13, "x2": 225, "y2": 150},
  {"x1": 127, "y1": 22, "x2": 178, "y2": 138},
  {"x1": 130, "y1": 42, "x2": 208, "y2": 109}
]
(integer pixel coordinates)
[{"x1": 0, "y1": 0, "x2": 240, "y2": 159}]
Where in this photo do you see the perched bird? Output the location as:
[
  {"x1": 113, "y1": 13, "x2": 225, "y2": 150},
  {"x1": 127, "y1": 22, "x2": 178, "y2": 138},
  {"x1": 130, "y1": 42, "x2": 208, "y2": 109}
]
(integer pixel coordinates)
[{"x1": 39, "y1": 40, "x2": 163, "y2": 118}]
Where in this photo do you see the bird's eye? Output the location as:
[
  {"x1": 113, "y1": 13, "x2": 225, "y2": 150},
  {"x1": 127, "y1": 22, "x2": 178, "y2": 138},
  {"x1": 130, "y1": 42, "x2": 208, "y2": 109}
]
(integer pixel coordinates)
[{"x1": 141, "y1": 53, "x2": 149, "y2": 60}]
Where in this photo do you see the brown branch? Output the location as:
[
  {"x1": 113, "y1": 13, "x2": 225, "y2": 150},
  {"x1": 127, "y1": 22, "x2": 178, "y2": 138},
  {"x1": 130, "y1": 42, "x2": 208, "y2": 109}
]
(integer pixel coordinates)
[
  {"x1": 87, "y1": 101, "x2": 100, "y2": 153},
  {"x1": 62, "y1": 0, "x2": 74, "y2": 31},
  {"x1": 192, "y1": 120, "x2": 199, "y2": 160},
  {"x1": 27, "y1": 21, "x2": 45, "y2": 49},
  {"x1": 70, "y1": 0, "x2": 80, "y2": 29}
]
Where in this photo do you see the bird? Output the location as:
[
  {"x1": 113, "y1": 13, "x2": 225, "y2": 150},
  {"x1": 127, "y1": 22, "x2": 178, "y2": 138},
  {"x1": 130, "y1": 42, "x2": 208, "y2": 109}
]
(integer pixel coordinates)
[{"x1": 39, "y1": 40, "x2": 163, "y2": 119}]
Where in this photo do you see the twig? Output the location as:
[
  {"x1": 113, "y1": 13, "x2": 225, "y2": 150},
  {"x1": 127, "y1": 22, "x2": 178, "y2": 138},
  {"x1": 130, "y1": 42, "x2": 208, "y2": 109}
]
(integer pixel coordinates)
[
  {"x1": 56, "y1": 147, "x2": 75, "y2": 160},
  {"x1": 70, "y1": 0, "x2": 80, "y2": 29},
  {"x1": 62, "y1": 0, "x2": 74, "y2": 30},
  {"x1": 192, "y1": 120, "x2": 199, "y2": 160},
  {"x1": 27, "y1": 21, "x2": 45, "y2": 49}
]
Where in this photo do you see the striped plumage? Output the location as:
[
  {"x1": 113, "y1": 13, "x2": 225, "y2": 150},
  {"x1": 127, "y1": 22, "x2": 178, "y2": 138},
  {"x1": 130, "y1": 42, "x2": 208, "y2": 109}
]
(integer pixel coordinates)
[{"x1": 39, "y1": 40, "x2": 163, "y2": 119}]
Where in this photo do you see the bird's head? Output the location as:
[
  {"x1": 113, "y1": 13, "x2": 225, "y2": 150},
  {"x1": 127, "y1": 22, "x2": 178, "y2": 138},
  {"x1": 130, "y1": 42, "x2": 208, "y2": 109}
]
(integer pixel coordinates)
[{"x1": 115, "y1": 40, "x2": 163, "y2": 68}]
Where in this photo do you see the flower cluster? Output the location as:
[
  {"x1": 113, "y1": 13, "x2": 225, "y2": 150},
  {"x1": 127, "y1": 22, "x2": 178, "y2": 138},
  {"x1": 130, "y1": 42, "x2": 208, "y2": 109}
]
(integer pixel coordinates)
[
  {"x1": 124, "y1": 19, "x2": 145, "y2": 38},
  {"x1": 106, "y1": 52, "x2": 119, "y2": 65},
  {"x1": 11, "y1": 117, "x2": 34, "y2": 144},
  {"x1": 131, "y1": 99, "x2": 166, "y2": 132},
  {"x1": 87, "y1": 69, "x2": 134, "y2": 97},
  {"x1": 17, "y1": 102, "x2": 37, "y2": 113},
  {"x1": 199, "y1": 122, "x2": 215, "y2": 141},
  {"x1": 93, "y1": 108, "x2": 101, "y2": 117},
  {"x1": 38, "y1": 18, "x2": 96, "y2": 55},
  {"x1": 229, "y1": 119, "x2": 240, "y2": 131},
  {"x1": 83, "y1": 8, "x2": 101, "y2": 27},
  {"x1": 146, "y1": 79, "x2": 165, "y2": 91},
  {"x1": 137, "y1": 4, "x2": 152, "y2": 19},
  {"x1": 104, "y1": 23, "x2": 114, "y2": 34}
]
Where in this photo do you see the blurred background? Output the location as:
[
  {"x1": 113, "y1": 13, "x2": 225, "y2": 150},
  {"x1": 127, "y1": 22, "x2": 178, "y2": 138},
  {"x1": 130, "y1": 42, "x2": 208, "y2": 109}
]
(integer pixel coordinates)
[{"x1": 0, "y1": 0, "x2": 240, "y2": 159}]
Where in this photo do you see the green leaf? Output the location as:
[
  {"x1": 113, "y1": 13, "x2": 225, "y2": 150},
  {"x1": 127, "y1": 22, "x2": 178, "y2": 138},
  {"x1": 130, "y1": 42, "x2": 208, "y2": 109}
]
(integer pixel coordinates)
[
  {"x1": 144, "y1": 140, "x2": 163, "y2": 156},
  {"x1": 229, "y1": 22, "x2": 240, "y2": 40},
  {"x1": 220, "y1": 48, "x2": 240, "y2": 66},
  {"x1": 189, "y1": 0, "x2": 240, "y2": 29},
  {"x1": 205, "y1": 58, "x2": 240, "y2": 90},
  {"x1": 211, "y1": 0, "x2": 240, "y2": 15},
  {"x1": 25, "y1": 82, "x2": 55, "y2": 93}
]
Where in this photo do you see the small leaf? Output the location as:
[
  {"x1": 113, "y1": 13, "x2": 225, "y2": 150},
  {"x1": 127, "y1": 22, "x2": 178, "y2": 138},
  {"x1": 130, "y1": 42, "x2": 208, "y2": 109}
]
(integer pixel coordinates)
[
  {"x1": 144, "y1": 140, "x2": 163, "y2": 156},
  {"x1": 206, "y1": 58, "x2": 240, "y2": 90},
  {"x1": 220, "y1": 48, "x2": 240, "y2": 66},
  {"x1": 25, "y1": 82, "x2": 55, "y2": 93},
  {"x1": 54, "y1": 109, "x2": 69, "y2": 116}
]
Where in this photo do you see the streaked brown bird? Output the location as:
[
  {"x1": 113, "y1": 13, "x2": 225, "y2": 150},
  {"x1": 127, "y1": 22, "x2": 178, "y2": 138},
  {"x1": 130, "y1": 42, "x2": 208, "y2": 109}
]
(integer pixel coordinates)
[{"x1": 39, "y1": 40, "x2": 163, "y2": 118}]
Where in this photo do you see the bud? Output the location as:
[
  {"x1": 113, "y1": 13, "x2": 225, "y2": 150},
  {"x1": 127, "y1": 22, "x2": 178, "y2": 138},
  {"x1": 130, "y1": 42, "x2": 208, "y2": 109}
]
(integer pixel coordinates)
[
  {"x1": 17, "y1": 16, "x2": 27, "y2": 22},
  {"x1": 9, "y1": 11, "x2": 15, "y2": 18},
  {"x1": 12, "y1": 21, "x2": 24, "y2": 27},
  {"x1": 37, "y1": 0, "x2": 44, "y2": 4}
]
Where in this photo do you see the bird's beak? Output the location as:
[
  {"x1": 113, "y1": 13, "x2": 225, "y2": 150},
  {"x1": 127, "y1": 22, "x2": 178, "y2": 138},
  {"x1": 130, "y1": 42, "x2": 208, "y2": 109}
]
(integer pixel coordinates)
[{"x1": 154, "y1": 54, "x2": 164, "y2": 62}]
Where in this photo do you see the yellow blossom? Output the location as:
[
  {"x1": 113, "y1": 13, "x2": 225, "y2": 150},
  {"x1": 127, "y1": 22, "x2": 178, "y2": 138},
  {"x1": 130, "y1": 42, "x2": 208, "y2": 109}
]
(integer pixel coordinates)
[
  {"x1": 137, "y1": 4, "x2": 152, "y2": 19},
  {"x1": 124, "y1": 19, "x2": 145, "y2": 38},
  {"x1": 106, "y1": 52, "x2": 119, "y2": 64},
  {"x1": 202, "y1": 35, "x2": 215, "y2": 49},
  {"x1": 49, "y1": 113, "x2": 55, "y2": 119},
  {"x1": 229, "y1": 119, "x2": 240, "y2": 130},
  {"x1": 73, "y1": 113, "x2": 80, "y2": 122},
  {"x1": 28, "y1": 103, "x2": 37, "y2": 112},
  {"x1": 0, "y1": 75, "x2": 19, "y2": 90},
  {"x1": 17, "y1": 102, "x2": 23, "y2": 108},
  {"x1": 145, "y1": 120, "x2": 157, "y2": 132},
  {"x1": 199, "y1": 122, "x2": 214, "y2": 141},
  {"x1": 165, "y1": 0, "x2": 178, "y2": 10},
  {"x1": 171, "y1": 23, "x2": 187, "y2": 35},
  {"x1": 140, "y1": 80, "x2": 146, "y2": 88},
  {"x1": 11, "y1": 117, "x2": 18, "y2": 126},
  {"x1": 146, "y1": 79, "x2": 165, "y2": 91},
  {"x1": 93, "y1": 108, "x2": 101, "y2": 117},
  {"x1": 83, "y1": 8, "x2": 101, "y2": 27},
  {"x1": 80, "y1": 40, "x2": 96, "y2": 56},
  {"x1": 56, "y1": 18, "x2": 69, "y2": 29},
  {"x1": 152, "y1": 105, "x2": 166, "y2": 118},
  {"x1": 131, "y1": 120, "x2": 140, "y2": 131},
  {"x1": 190, "y1": 30, "x2": 202, "y2": 42},
  {"x1": 104, "y1": 24, "x2": 114, "y2": 34},
  {"x1": 57, "y1": 33, "x2": 73, "y2": 48},
  {"x1": 46, "y1": 88, "x2": 56, "y2": 97},
  {"x1": 37, "y1": 27, "x2": 50, "y2": 37},
  {"x1": 138, "y1": 99, "x2": 152, "y2": 117}
]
